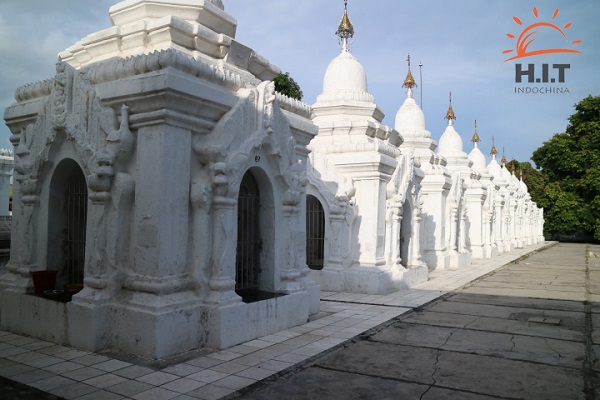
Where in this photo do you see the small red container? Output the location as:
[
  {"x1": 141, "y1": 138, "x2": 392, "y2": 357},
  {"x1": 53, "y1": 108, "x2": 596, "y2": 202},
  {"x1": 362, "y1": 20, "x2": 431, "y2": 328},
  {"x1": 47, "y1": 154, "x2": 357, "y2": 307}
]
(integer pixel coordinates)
[{"x1": 31, "y1": 270, "x2": 57, "y2": 295}]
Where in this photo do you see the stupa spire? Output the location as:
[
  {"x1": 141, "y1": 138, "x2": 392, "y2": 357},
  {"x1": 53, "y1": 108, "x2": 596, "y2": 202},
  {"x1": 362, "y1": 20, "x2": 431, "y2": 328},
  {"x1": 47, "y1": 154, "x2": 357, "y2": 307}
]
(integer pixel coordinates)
[
  {"x1": 336, "y1": 0, "x2": 354, "y2": 52},
  {"x1": 501, "y1": 146, "x2": 507, "y2": 165},
  {"x1": 403, "y1": 54, "x2": 417, "y2": 98},
  {"x1": 472, "y1": 120, "x2": 480, "y2": 148},
  {"x1": 445, "y1": 92, "x2": 456, "y2": 126},
  {"x1": 490, "y1": 136, "x2": 498, "y2": 159}
]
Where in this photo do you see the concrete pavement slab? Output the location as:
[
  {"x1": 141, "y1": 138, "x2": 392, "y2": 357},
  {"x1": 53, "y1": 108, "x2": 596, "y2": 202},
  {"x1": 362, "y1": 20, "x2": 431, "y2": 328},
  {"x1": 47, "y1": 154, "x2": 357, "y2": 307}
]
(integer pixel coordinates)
[
  {"x1": 241, "y1": 367, "x2": 428, "y2": 400},
  {"x1": 315, "y1": 341, "x2": 438, "y2": 385},
  {"x1": 432, "y1": 349, "x2": 585, "y2": 399},
  {"x1": 447, "y1": 292, "x2": 585, "y2": 312}
]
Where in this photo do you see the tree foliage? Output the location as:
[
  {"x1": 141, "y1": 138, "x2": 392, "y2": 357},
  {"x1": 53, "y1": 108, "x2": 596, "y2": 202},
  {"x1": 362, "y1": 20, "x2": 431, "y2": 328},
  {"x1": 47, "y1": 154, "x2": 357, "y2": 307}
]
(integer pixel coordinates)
[
  {"x1": 273, "y1": 72, "x2": 303, "y2": 101},
  {"x1": 531, "y1": 95, "x2": 600, "y2": 240}
]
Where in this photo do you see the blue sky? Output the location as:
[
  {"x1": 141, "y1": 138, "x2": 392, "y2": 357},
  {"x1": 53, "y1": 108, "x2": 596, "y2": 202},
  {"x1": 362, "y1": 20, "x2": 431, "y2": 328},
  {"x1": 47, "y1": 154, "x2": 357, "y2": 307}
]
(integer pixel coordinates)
[{"x1": 1, "y1": 0, "x2": 599, "y2": 164}]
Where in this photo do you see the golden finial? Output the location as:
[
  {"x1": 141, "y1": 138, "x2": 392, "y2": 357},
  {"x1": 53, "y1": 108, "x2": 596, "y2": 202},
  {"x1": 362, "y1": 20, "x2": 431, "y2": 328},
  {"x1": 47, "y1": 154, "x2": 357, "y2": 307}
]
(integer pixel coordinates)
[
  {"x1": 403, "y1": 54, "x2": 417, "y2": 89},
  {"x1": 510, "y1": 163, "x2": 516, "y2": 173},
  {"x1": 445, "y1": 92, "x2": 456, "y2": 121},
  {"x1": 520, "y1": 169, "x2": 523, "y2": 179},
  {"x1": 336, "y1": 0, "x2": 354, "y2": 48},
  {"x1": 491, "y1": 136, "x2": 498, "y2": 156},
  {"x1": 472, "y1": 120, "x2": 480, "y2": 144},
  {"x1": 501, "y1": 146, "x2": 507, "y2": 164}
]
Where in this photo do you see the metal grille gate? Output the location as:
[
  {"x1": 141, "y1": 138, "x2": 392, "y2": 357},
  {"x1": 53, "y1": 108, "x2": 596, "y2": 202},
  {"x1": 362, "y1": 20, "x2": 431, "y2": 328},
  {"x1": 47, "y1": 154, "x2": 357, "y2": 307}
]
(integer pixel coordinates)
[
  {"x1": 64, "y1": 174, "x2": 87, "y2": 285},
  {"x1": 236, "y1": 171, "x2": 261, "y2": 295},
  {"x1": 306, "y1": 195, "x2": 325, "y2": 270}
]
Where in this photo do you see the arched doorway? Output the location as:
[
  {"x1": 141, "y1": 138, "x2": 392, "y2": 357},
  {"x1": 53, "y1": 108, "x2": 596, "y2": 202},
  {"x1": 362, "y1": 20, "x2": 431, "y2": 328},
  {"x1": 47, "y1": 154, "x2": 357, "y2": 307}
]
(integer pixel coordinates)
[
  {"x1": 306, "y1": 195, "x2": 325, "y2": 270},
  {"x1": 47, "y1": 159, "x2": 88, "y2": 287},
  {"x1": 400, "y1": 201, "x2": 412, "y2": 268},
  {"x1": 236, "y1": 171, "x2": 262, "y2": 298}
]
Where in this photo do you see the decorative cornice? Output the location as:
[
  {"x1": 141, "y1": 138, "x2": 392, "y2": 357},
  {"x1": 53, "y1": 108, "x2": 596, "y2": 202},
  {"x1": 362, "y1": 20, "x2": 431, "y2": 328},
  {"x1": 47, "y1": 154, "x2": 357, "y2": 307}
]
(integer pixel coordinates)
[
  {"x1": 275, "y1": 92, "x2": 312, "y2": 119},
  {"x1": 14, "y1": 79, "x2": 54, "y2": 103},
  {"x1": 84, "y1": 48, "x2": 251, "y2": 91}
]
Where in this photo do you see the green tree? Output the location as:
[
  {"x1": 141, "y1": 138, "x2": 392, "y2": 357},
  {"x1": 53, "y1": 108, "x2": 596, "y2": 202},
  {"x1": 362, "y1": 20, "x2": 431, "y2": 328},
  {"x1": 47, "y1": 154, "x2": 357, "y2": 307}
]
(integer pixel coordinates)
[
  {"x1": 273, "y1": 72, "x2": 303, "y2": 101},
  {"x1": 531, "y1": 95, "x2": 600, "y2": 240}
]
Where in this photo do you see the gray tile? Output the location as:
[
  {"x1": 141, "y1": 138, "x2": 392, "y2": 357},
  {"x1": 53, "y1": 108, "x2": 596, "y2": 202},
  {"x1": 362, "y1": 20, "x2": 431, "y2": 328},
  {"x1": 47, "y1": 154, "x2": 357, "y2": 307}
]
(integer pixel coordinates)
[
  {"x1": 235, "y1": 366, "x2": 275, "y2": 381},
  {"x1": 42, "y1": 361, "x2": 85, "y2": 374},
  {"x1": 38, "y1": 345, "x2": 73, "y2": 355},
  {"x1": 54, "y1": 349, "x2": 91, "y2": 360},
  {"x1": 0, "y1": 358, "x2": 16, "y2": 368},
  {"x1": 136, "y1": 371, "x2": 179, "y2": 386},
  {"x1": 162, "y1": 363, "x2": 204, "y2": 377},
  {"x1": 6, "y1": 351, "x2": 42, "y2": 363},
  {"x1": 22, "y1": 340, "x2": 56, "y2": 351},
  {"x1": 132, "y1": 387, "x2": 179, "y2": 400},
  {"x1": 106, "y1": 379, "x2": 154, "y2": 397},
  {"x1": 207, "y1": 351, "x2": 242, "y2": 361},
  {"x1": 161, "y1": 378, "x2": 206, "y2": 393},
  {"x1": 210, "y1": 361, "x2": 247, "y2": 375},
  {"x1": 61, "y1": 366, "x2": 106, "y2": 381},
  {"x1": 187, "y1": 384, "x2": 237, "y2": 400},
  {"x1": 75, "y1": 389, "x2": 124, "y2": 400},
  {"x1": 50, "y1": 382, "x2": 98, "y2": 398},
  {"x1": 187, "y1": 369, "x2": 229, "y2": 384},
  {"x1": 10, "y1": 369, "x2": 55, "y2": 384},
  {"x1": 70, "y1": 354, "x2": 111, "y2": 366},
  {"x1": 24, "y1": 355, "x2": 63, "y2": 368},
  {"x1": 93, "y1": 359, "x2": 133, "y2": 372},
  {"x1": 29, "y1": 375, "x2": 77, "y2": 392},
  {"x1": 0, "y1": 363, "x2": 35, "y2": 377},
  {"x1": 83, "y1": 372, "x2": 129, "y2": 389},
  {"x1": 185, "y1": 357, "x2": 223, "y2": 369},
  {"x1": 212, "y1": 375, "x2": 256, "y2": 390},
  {"x1": 113, "y1": 365, "x2": 155, "y2": 379}
]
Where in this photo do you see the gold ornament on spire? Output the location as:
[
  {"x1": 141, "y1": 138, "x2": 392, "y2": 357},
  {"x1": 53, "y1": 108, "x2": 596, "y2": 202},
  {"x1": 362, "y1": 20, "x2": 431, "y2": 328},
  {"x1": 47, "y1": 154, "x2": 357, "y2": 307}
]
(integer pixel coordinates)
[
  {"x1": 403, "y1": 54, "x2": 417, "y2": 89},
  {"x1": 445, "y1": 92, "x2": 456, "y2": 121},
  {"x1": 501, "y1": 146, "x2": 507, "y2": 164},
  {"x1": 472, "y1": 120, "x2": 480, "y2": 143},
  {"x1": 491, "y1": 136, "x2": 498, "y2": 155},
  {"x1": 336, "y1": 0, "x2": 354, "y2": 42}
]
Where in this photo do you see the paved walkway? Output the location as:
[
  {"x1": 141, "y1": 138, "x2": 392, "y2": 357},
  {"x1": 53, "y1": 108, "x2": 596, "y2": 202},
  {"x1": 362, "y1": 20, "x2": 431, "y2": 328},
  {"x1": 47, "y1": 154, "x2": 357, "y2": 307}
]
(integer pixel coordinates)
[
  {"x1": 0, "y1": 242, "x2": 555, "y2": 399},
  {"x1": 239, "y1": 242, "x2": 600, "y2": 400}
]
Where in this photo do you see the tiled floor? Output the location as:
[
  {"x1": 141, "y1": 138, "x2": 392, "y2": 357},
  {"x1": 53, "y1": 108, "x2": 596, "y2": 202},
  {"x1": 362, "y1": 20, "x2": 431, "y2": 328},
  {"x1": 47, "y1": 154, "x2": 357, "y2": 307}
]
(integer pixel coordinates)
[{"x1": 0, "y1": 242, "x2": 552, "y2": 400}]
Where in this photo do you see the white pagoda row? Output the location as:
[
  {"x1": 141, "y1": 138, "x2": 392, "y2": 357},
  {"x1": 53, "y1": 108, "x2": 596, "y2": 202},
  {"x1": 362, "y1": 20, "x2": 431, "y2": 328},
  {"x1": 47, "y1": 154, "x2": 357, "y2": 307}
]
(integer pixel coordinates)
[{"x1": 0, "y1": 0, "x2": 543, "y2": 359}]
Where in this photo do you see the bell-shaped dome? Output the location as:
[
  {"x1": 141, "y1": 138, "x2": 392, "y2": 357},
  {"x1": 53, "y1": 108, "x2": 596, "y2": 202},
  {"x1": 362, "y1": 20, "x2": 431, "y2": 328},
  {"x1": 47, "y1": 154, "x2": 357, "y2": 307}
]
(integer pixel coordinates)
[
  {"x1": 395, "y1": 56, "x2": 425, "y2": 133},
  {"x1": 520, "y1": 178, "x2": 529, "y2": 193},
  {"x1": 438, "y1": 95, "x2": 466, "y2": 157},
  {"x1": 467, "y1": 121, "x2": 487, "y2": 171},
  {"x1": 395, "y1": 93, "x2": 426, "y2": 132},
  {"x1": 438, "y1": 125, "x2": 464, "y2": 156},
  {"x1": 468, "y1": 146, "x2": 487, "y2": 172},
  {"x1": 488, "y1": 158, "x2": 502, "y2": 180},
  {"x1": 323, "y1": 51, "x2": 368, "y2": 94}
]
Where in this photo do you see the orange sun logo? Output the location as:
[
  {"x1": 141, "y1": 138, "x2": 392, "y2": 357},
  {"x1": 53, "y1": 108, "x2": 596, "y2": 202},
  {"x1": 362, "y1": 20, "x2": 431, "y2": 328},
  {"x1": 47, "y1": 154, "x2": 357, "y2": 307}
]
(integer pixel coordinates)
[{"x1": 503, "y1": 7, "x2": 582, "y2": 62}]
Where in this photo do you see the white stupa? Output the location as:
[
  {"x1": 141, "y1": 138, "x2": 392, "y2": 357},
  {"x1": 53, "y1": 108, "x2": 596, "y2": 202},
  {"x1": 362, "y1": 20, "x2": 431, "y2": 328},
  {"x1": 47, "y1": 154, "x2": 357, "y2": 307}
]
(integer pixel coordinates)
[
  {"x1": 467, "y1": 121, "x2": 488, "y2": 173},
  {"x1": 438, "y1": 94, "x2": 467, "y2": 160},
  {"x1": 313, "y1": 0, "x2": 384, "y2": 124}
]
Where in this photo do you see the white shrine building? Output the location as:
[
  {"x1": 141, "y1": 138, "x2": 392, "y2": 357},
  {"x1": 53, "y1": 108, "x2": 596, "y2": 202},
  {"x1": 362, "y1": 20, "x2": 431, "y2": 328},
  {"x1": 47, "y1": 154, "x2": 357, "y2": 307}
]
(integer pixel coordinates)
[{"x1": 0, "y1": 0, "x2": 544, "y2": 360}]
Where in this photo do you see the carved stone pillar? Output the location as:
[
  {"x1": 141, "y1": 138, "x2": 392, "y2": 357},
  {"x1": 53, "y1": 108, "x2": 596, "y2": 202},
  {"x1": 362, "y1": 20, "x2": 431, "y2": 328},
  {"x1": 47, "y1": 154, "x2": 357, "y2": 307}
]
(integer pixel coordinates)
[
  {"x1": 389, "y1": 203, "x2": 403, "y2": 267},
  {"x1": 410, "y1": 204, "x2": 423, "y2": 267},
  {"x1": 205, "y1": 163, "x2": 240, "y2": 305},
  {"x1": 127, "y1": 123, "x2": 192, "y2": 295}
]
